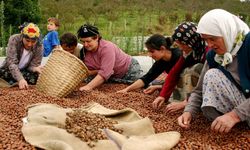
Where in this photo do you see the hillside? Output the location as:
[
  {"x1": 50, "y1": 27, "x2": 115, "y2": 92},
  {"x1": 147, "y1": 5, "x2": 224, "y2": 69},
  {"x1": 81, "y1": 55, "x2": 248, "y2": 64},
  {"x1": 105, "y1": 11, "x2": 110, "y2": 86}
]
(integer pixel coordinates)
[{"x1": 39, "y1": 0, "x2": 250, "y2": 36}]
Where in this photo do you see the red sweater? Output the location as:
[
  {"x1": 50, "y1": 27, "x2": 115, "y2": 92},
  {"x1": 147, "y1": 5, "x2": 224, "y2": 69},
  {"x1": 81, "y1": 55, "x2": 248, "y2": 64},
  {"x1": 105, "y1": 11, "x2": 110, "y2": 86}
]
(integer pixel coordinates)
[
  {"x1": 159, "y1": 57, "x2": 185, "y2": 100},
  {"x1": 159, "y1": 47, "x2": 210, "y2": 101}
]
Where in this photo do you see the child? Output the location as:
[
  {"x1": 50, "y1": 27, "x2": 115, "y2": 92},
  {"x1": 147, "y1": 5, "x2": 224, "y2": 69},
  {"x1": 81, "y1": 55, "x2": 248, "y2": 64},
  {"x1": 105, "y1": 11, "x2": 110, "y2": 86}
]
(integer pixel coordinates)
[
  {"x1": 60, "y1": 32, "x2": 83, "y2": 59},
  {"x1": 43, "y1": 17, "x2": 60, "y2": 57}
]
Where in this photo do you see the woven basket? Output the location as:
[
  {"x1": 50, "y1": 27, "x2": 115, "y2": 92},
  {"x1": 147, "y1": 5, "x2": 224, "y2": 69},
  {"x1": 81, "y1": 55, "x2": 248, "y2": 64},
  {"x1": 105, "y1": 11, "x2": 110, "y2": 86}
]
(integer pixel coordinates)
[{"x1": 36, "y1": 49, "x2": 88, "y2": 97}]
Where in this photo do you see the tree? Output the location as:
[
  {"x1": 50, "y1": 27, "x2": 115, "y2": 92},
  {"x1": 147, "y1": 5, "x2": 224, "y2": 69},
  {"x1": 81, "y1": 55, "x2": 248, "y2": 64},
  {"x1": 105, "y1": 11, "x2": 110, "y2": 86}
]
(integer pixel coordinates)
[
  {"x1": 3, "y1": 0, "x2": 41, "y2": 33},
  {"x1": 0, "y1": 0, "x2": 6, "y2": 55}
]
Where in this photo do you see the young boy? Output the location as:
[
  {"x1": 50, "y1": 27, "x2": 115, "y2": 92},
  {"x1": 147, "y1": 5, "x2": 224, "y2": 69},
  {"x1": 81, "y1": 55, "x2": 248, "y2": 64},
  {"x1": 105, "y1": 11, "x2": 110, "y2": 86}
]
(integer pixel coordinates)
[
  {"x1": 43, "y1": 17, "x2": 60, "y2": 57},
  {"x1": 60, "y1": 32, "x2": 83, "y2": 59}
]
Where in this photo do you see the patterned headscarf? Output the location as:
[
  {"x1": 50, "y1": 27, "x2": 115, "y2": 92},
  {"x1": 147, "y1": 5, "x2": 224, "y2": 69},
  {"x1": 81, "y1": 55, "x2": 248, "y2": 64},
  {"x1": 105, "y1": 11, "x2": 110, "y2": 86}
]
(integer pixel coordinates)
[
  {"x1": 21, "y1": 23, "x2": 40, "y2": 39},
  {"x1": 77, "y1": 24, "x2": 100, "y2": 38},
  {"x1": 197, "y1": 9, "x2": 249, "y2": 66},
  {"x1": 172, "y1": 22, "x2": 206, "y2": 62}
]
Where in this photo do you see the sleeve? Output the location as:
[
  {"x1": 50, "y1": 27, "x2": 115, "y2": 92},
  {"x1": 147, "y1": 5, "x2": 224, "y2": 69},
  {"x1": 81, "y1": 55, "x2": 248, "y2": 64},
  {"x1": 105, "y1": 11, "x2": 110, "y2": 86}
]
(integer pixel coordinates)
[
  {"x1": 184, "y1": 61, "x2": 209, "y2": 115},
  {"x1": 74, "y1": 43, "x2": 83, "y2": 59},
  {"x1": 50, "y1": 31, "x2": 60, "y2": 46},
  {"x1": 97, "y1": 46, "x2": 116, "y2": 80},
  {"x1": 140, "y1": 60, "x2": 168, "y2": 87},
  {"x1": 235, "y1": 99, "x2": 250, "y2": 122},
  {"x1": 159, "y1": 57, "x2": 185, "y2": 101},
  {"x1": 6, "y1": 36, "x2": 24, "y2": 81},
  {"x1": 234, "y1": 35, "x2": 250, "y2": 121},
  {"x1": 28, "y1": 44, "x2": 43, "y2": 72}
]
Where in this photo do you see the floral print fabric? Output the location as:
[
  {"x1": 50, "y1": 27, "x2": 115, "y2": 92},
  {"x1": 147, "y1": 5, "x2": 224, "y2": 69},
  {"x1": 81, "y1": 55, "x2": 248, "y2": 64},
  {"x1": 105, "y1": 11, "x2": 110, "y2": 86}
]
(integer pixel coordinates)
[
  {"x1": 202, "y1": 68, "x2": 246, "y2": 115},
  {"x1": 172, "y1": 22, "x2": 206, "y2": 62}
]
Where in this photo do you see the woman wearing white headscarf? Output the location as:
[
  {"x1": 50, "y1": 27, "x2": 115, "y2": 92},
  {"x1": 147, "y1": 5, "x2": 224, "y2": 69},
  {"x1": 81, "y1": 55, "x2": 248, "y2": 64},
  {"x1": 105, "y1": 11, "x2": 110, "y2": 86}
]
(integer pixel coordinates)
[{"x1": 178, "y1": 9, "x2": 250, "y2": 133}]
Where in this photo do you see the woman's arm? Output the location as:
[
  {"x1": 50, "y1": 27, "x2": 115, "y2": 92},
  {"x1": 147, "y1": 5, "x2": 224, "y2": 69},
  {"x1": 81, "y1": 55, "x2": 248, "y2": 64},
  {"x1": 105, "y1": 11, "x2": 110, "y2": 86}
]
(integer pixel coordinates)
[
  {"x1": 159, "y1": 57, "x2": 186, "y2": 101},
  {"x1": 79, "y1": 74, "x2": 105, "y2": 91},
  {"x1": 184, "y1": 61, "x2": 209, "y2": 115},
  {"x1": 88, "y1": 70, "x2": 98, "y2": 76},
  {"x1": 117, "y1": 79, "x2": 145, "y2": 93},
  {"x1": 28, "y1": 44, "x2": 43, "y2": 72},
  {"x1": 152, "y1": 57, "x2": 185, "y2": 110},
  {"x1": 6, "y1": 35, "x2": 24, "y2": 81},
  {"x1": 140, "y1": 60, "x2": 169, "y2": 87}
]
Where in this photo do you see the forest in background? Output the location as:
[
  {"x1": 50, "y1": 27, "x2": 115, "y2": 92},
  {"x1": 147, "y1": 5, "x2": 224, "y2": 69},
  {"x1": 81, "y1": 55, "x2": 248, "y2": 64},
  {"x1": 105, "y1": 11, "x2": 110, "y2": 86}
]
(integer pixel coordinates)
[{"x1": 1, "y1": 0, "x2": 250, "y2": 55}]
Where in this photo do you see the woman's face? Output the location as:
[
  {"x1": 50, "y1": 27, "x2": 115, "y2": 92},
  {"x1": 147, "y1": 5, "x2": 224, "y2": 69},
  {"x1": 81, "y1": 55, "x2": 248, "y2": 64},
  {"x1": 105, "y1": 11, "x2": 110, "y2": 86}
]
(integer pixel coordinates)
[
  {"x1": 147, "y1": 48, "x2": 164, "y2": 61},
  {"x1": 175, "y1": 41, "x2": 193, "y2": 55},
  {"x1": 22, "y1": 37, "x2": 37, "y2": 50},
  {"x1": 201, "y1": 34, "x2": 227, "y2": 55},
  {"x1": 79, "y1": 37, "x2": 99, "y2": 52}
]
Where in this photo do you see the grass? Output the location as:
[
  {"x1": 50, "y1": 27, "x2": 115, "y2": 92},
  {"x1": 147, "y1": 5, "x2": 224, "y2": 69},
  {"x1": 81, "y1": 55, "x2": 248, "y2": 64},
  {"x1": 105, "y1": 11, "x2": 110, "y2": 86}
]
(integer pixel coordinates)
[{"x1": 2, "y1": 0, "x2": 250, "y2": 56}]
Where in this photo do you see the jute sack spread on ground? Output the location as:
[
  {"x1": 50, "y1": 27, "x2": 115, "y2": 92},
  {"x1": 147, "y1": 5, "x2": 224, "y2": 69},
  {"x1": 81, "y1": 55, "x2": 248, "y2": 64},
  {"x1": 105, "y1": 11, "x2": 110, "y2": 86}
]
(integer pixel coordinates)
[
  {"x1": 22, "y1": 102, "x2": 180, "y2": 150},
  {"x1": 0, "y1": 78, "x2": 17, "y2": 88}
]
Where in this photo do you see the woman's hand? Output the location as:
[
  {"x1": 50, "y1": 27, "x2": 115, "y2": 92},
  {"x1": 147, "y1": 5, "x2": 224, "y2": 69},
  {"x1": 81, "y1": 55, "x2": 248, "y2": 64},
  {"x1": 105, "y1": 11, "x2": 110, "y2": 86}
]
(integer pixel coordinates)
[
  {"x1": 33, "y1": 66, "x2": 43, "y2": 74},
  {"x1": 18, "y1": 79, "x2": 28, "y2": 89},
  {"x1": 152, "y1": 96, "x2": 165, "y2": 110},
  {"x1": 165, "y1": 99, "x2": 188, "y2": 113},
  {"x1": 143, "y1": 85, "x2": 162, "y2": 94},
  {"x1": 211, "y1": 111, "x2": 240, "y2": 133},
  {"x1": 88, "y1": 70, "x2": 98, "y2": 76},
  {"x1": 117, "y1": 88, "x2": 129, "y2": 93},
  {"x1": 79, "y1": 85, "x2": 92, "y2": 91},
  {"x1": 177, "y1": 112, "x2": 192, "y2": 129}
]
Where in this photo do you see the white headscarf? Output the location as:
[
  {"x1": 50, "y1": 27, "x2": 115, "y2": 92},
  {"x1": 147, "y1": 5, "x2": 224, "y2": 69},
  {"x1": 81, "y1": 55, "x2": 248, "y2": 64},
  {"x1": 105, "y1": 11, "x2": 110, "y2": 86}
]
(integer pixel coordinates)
[{"x1": 197, "y1": 9, "x2": 249, "y2": 66}]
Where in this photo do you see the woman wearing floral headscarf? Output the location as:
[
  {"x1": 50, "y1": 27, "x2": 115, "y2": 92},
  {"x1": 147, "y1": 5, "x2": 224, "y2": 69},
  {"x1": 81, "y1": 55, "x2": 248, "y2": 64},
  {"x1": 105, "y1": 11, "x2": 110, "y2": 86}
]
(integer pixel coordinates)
[
  {"x1": 178, "y1": 9, "x2": 250, "y2": 133},
  {"x1": 152, "y1": 22, "x2": 209, "y2": 113},
  {"x1": 0, "y1": 23, "x2": 43, "y2": 89}
]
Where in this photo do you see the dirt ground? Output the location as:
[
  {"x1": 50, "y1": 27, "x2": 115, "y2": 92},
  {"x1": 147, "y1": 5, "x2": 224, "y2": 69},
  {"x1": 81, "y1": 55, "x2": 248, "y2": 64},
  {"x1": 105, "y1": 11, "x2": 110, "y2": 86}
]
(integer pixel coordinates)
[{"x1": 0, "y1": 83, "x2": 249, "y2": 149}]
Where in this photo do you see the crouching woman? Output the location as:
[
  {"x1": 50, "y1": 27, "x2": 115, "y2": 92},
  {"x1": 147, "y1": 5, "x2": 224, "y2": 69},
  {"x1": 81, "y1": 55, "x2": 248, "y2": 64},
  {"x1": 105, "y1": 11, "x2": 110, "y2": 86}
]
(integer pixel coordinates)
[
  {"x1": 178, "y1": 9, "x2": 250, "y2": 133},
  {"x1": 0, "y1": 23, "x2": 43, "y2": 89}
]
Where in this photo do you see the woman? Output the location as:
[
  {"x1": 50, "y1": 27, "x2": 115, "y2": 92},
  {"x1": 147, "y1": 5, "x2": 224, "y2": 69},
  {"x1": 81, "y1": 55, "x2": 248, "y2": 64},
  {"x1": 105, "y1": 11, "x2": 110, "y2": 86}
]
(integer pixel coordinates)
[
  {"x1": 117, "y1": 34, "x2": 181, "y2": 93},
  {"x1": 77, "y1": 24, "x2": 142, "y2": 91},
  {"x1": 178, "y1": 9, "x2": 250, "y2": 133},
  {"x1": 0, "y1": 23, "x2": 43, "y2": 90},
  {"x1": 152, "y1": 22, "x2": 209, "y2": 113}
]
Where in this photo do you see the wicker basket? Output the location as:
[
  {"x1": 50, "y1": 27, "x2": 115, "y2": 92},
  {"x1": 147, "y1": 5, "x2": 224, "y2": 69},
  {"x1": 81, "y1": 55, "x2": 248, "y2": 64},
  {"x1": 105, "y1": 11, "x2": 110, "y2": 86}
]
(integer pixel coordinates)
[{"x1": 36, "y1": 49, "x2": 88, "y2": 97}]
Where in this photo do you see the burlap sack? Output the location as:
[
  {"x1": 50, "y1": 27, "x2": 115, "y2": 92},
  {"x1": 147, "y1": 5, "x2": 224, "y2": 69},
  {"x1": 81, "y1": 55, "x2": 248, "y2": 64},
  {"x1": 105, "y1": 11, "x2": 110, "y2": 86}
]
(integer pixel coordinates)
[
  {"x1": 105, "y1": 129, "x2": 181, "y2": 150},
  {"x1": 0, "y1": 78, "x2": 17, "y2": 88},
  {"x1": 22, "y1": 102, "x2": 180, "y2": 150}
]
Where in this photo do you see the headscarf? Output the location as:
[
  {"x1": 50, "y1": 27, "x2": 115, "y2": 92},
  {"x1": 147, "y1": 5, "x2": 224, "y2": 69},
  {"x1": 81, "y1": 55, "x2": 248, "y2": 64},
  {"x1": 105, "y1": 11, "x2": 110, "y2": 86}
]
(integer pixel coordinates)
[
  {"x1": 21, "y1": 23, "x2": 40, "y2": 39},
  {"x1": 172, "y1": 22, "x2": 206, "y2": 62},
  {"x1": 197, "y1": 9, "x2": 250, "y2": 66},
  {"x1": 77, "y1": 24, "x2": 99, "y2": 38}
]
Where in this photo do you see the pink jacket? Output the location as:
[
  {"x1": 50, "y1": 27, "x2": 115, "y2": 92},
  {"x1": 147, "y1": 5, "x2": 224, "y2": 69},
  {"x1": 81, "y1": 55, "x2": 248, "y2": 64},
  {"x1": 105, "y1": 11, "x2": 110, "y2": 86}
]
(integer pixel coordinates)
[{"x1": 84, "y1": 39, "x2": 132, "y2": 80}]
